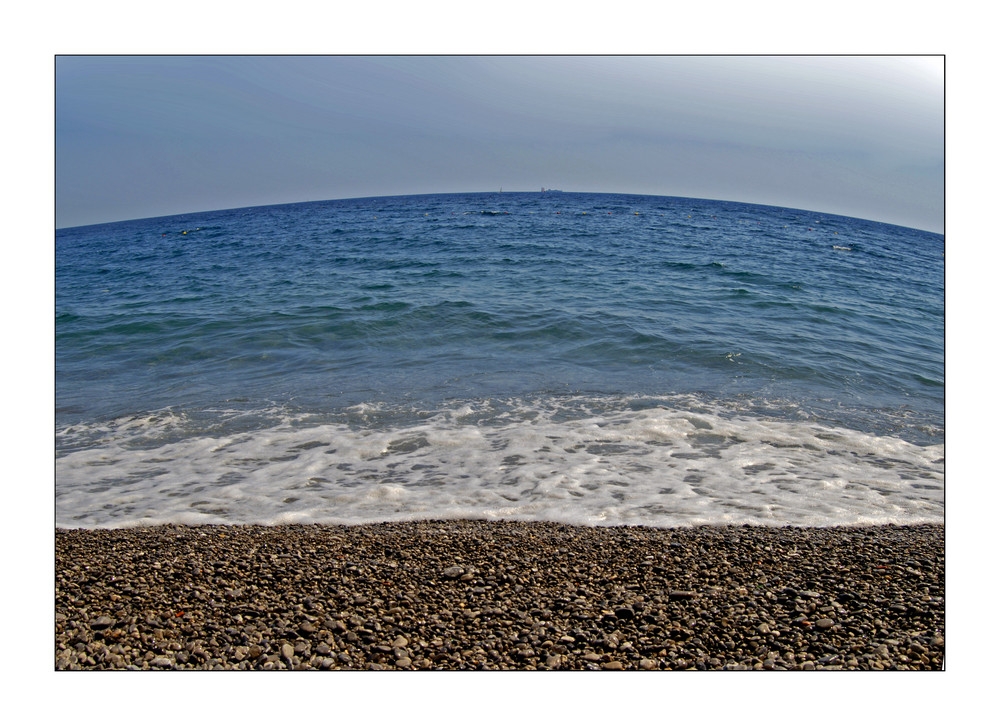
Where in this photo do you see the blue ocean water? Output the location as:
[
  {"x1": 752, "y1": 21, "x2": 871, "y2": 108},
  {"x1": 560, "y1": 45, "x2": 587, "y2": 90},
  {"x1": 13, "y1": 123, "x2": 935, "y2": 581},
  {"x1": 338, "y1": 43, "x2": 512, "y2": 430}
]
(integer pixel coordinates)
[{"x1": 55, "y1": 192, "x2": 944, "y2": 528}]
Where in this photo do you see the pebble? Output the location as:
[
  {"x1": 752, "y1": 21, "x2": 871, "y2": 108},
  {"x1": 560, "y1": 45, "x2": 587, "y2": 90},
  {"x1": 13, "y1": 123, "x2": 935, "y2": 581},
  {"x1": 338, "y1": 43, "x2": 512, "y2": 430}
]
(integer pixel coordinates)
[
  {"x1": 668, "y1": 590, "x2": 699, "y2": 600},
  {"x1": 55, "y1": 520, "x2": 944, "y2": 671},
  {"x1": 91, "y1": 616, "x2": 114, "y2": 630}
]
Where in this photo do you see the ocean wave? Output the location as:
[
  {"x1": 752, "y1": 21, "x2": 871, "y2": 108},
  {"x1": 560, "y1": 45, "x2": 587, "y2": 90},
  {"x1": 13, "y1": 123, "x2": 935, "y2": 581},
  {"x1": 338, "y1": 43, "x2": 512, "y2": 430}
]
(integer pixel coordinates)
[{"x1": 55, "y1": 394, "x2": 943, "y2": 529}]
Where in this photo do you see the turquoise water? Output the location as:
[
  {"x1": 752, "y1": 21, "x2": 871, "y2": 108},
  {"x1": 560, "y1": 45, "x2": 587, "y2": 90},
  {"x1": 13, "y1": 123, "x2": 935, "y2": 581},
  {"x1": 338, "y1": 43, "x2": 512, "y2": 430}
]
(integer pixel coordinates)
[{"x1": 55, "y1": 192, "x2": 944, "y2": 528}]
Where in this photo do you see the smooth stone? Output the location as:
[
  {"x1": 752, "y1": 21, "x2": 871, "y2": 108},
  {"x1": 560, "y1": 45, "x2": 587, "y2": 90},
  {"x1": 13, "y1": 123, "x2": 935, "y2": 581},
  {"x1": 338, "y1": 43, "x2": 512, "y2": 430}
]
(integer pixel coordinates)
[{"x1": 668, "y1": 591, "x2": 699, "y2": 600}]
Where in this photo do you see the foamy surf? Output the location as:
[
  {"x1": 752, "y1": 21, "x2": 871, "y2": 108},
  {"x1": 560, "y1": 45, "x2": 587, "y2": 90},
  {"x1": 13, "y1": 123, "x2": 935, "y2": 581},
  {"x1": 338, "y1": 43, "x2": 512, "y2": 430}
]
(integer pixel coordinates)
[{"x1": 55, "y1": 395, "x2": 942, "y2": 529}]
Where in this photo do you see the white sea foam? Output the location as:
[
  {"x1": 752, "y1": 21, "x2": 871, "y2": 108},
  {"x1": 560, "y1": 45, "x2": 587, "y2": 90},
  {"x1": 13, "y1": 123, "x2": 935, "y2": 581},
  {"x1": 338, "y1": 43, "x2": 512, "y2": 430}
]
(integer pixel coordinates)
[{"x1": 55, "y1": 396, "x2": 943, "y2": 529}]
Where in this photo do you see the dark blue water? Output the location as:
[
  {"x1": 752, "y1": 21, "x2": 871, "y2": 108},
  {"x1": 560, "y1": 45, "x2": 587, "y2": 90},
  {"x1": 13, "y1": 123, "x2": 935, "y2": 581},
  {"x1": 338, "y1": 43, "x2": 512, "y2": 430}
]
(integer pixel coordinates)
[{"x1": 55, "y1": 192, "x2": 944, "y2": 528}]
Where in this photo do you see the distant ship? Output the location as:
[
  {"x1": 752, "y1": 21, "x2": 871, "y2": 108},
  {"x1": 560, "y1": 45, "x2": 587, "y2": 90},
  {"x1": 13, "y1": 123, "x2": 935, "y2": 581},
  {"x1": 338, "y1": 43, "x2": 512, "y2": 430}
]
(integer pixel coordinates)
[{"x1": 540, "y1": 187, "x2": 563, "y2": 193}]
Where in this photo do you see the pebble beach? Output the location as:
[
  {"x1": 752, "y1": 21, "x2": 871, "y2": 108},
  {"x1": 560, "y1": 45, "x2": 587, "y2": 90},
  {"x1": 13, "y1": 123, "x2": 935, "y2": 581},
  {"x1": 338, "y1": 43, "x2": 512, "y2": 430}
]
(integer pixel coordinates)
[{"x1": 55, "y1": 519, "x2": 944, "y2": 670}]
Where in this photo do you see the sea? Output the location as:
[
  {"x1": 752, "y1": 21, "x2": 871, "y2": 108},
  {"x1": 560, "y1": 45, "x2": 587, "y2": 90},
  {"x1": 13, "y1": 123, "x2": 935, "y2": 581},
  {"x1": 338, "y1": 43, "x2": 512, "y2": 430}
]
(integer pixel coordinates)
[{"x1": 55, "y1": 192, "x2": 944, "y2": 529}]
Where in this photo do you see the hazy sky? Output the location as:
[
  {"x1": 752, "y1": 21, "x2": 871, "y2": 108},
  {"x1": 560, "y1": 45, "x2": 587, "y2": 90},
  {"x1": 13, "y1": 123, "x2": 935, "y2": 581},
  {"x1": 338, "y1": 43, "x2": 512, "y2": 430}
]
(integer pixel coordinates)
[{"x1": 55, "y1": 55, "x2": 943, "y2": 232}]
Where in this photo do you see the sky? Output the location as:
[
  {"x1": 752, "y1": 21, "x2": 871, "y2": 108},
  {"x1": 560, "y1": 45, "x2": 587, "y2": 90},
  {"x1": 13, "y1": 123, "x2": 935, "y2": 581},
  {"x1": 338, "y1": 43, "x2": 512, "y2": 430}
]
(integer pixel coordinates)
[{"x1": 55, "y1": 54, "x2": 944, "y2": 232}]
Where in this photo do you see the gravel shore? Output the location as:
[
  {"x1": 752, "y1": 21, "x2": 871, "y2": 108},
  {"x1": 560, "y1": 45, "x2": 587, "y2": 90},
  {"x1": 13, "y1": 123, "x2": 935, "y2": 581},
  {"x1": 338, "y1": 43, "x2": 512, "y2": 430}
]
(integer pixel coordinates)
[{"x1": 55, "y1": 519, "x2": 944, "y2": 670}]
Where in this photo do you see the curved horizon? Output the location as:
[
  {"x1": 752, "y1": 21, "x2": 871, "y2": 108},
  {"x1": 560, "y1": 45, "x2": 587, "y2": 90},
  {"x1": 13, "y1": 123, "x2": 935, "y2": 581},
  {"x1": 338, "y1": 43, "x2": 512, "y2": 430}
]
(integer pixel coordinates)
[{"x1": 56, "y1": 189, "x2": 944, "y2": 236}]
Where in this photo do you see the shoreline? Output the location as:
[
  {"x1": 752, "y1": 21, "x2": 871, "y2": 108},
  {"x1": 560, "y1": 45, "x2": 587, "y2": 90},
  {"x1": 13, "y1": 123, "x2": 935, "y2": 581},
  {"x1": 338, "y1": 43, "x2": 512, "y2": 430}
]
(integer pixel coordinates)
[{"x1": 56, "y1": 519, "x2": 944, "y2": 670}]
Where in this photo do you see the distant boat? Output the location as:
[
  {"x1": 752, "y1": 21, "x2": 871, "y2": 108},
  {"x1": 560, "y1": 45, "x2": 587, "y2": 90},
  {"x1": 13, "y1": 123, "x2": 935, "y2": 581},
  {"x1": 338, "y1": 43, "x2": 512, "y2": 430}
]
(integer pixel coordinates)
[{"x1": 541, "y1": 187, "x2": 563, "y2": 193}]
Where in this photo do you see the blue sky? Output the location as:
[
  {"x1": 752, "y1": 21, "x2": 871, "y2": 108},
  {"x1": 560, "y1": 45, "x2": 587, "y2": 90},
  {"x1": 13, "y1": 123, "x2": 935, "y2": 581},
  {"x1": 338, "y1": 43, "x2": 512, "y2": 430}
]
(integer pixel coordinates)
[{"x1": 56, "y1": 55, "x2": 943, "y2": 231}]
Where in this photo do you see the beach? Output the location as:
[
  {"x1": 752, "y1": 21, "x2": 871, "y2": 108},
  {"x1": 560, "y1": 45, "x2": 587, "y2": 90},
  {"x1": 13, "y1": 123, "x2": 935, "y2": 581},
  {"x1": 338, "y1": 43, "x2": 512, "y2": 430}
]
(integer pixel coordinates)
[{"x1": 55, "y1": 519, "x2": 943, "y2": 670}]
